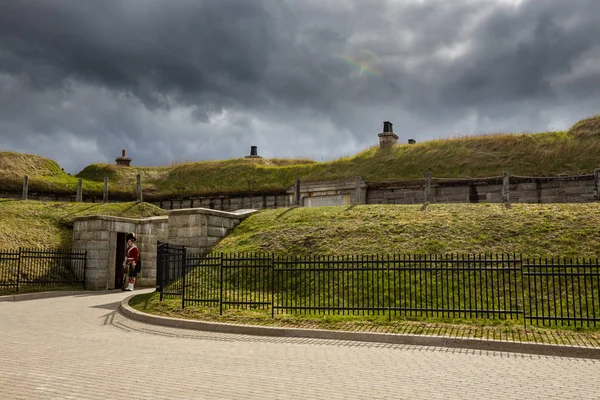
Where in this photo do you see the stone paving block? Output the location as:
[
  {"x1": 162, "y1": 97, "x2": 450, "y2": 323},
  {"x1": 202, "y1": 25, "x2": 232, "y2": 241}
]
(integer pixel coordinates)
[{"x1": 1, "y1": 292, "x2": 599, "y2": 400}]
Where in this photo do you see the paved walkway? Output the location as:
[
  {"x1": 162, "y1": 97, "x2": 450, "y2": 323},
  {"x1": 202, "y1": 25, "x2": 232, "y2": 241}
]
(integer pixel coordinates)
[{"x1": 1, "y1": 290, "x2": 599, "y2": 400}]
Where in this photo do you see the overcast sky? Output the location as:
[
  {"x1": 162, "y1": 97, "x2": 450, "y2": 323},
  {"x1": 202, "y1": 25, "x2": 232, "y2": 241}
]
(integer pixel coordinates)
[{"x1": 1, "y1": 0, "x2": 599, "y2": 173}]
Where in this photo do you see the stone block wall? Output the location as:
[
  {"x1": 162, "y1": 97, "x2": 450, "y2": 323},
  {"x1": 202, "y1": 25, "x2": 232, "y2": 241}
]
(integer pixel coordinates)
[
  {"x1": 9, "y1": 173, "x2": 597, "y2": 215},
  {"x1": 510, "y1": 179, "x2": 596, "y2": 203},
  {"x1": 367, "y1": 184, "x2": 425, "y2": 204},
  {"x1": 166, "y1": 208, "x2": 255, "y2": 253},
  {"x1": 154, "y1": 194, "x2": 289, "y2": 211},
  {"x1": 367, "y1": 175, "x2": 597, "y2": 204},
  {"x1": 286, "y1": 178, "x2": 367, "y2": 207},
  {"x1": 73, "y1": 217, "x2": 134, "y2": 290},
  {"x1": 135, "y1": 217, "x2": 169, "y2": 287},
  {"x1": 72, "y1": 208, "x2": 255, "y2": 290},
  {"x1": 72, "y1": 216, "x2": 168, "y2": 290},
  {"x1": 153, "y1": 175, "x2": 598, "y2": 209},
  {"x1": 166, "y1": 210, "x2": 209, "y2": 251}
]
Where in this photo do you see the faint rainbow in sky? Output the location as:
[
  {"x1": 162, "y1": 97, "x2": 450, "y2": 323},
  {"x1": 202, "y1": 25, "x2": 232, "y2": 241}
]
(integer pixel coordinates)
[{"x1": 343, "y1": 49, "x2": 382, "y2": 77}]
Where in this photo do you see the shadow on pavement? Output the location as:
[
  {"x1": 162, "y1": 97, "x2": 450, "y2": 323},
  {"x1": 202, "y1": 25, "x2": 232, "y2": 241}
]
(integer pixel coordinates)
[{"x1": 90, "y1": 301, "x2": 122, "y2": 310}]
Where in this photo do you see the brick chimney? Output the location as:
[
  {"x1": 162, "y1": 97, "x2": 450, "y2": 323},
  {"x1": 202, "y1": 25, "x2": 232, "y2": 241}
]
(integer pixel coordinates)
[
  {"x1": 377, "y1": 121, "x2": 399, "y2": 149},
  {"x1": 115, "y1": 149, "x2": 132, "y2": 167}
]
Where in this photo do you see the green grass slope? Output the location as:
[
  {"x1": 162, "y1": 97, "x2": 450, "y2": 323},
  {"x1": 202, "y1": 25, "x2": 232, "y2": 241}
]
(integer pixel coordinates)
[
  {"x1": 0, "y1": 151, "x2": 105, "y2": 195},
  {"x1": 77, "y1": 157, "x2": 319, "y2": 197},
  {"x1": 214, "y1": 204, "x2": 600, "y2": 258},
  {"x1": 3, "y1": 115, "x2": 600, "y2": 198},
  {"x1": 76, "y1": 115, "x2": 600, "y2": 198},
  {"x1": 568, "y1": 114, "x2": 600, "y2": 137},
  {"x1": 0, "y1": 200, "x2": 166, "y2": 249}
]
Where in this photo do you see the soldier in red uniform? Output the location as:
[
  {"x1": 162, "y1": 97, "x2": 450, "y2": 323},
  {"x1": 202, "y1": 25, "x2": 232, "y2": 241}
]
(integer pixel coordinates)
[{"x1": 124, "y1": 232, "x2": 139, "y2": 291}]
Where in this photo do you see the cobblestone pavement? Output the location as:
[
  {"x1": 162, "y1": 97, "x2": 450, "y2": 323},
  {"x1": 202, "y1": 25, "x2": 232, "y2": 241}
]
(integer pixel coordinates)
[{"x1": 1, "y1": 290, "x2": 599, "y2": 400}]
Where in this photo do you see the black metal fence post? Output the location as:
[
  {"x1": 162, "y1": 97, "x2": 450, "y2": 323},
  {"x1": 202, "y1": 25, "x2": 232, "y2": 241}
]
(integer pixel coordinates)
[
  {"x1": 387, "y1": 254, "x2": 391, "y2": 322},
  {"x1": 521, "y1": 256, "x2": 527, "y2": 329},
  {"x1": 157, "y1": 241, "x2": 164, "y2": 302},
  {"x1": 219, "y1": 252, "x2": 224, "y2": 315},
  {"x1": 83, "y1": 250, "x2": 87, "y2": 289},
  {"x1": 271, "y1": 253, "x2": 275, "y2": 318},
  {"x1": 181, "y1": 245, "x2": 187, "y2": 309},
  {"x1": 16, "y1": 248, "x2": 21, "y2": 292}
]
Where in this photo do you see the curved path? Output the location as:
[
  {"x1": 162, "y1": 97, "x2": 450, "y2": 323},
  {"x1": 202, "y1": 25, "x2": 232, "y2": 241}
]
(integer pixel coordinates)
[{"x1": 1, "y1": 290, "x2": 599, "y2": 400}]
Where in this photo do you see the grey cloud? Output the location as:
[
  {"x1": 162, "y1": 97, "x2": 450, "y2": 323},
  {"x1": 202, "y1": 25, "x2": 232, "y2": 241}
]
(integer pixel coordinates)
[
  {"x1": 0, "y1": 0, "x2": 277, "y2": 109},
  {"x1": 439, "y1": 1, "x2": 600, "y2": 109},
  {"x1": 0, "y1": 0, "x2": 599, "y2": 173}
]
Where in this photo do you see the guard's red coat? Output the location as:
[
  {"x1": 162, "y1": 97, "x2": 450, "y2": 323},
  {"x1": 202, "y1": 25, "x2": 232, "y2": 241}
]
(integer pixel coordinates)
[{"x1": 127, "y1": 245, "x2": 139, "y2": 263}]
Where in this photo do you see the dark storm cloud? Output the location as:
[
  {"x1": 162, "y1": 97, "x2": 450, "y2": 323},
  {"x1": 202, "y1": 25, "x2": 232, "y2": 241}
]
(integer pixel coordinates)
[
  {"x1": 0, "y1": 0, "x2": 277, "y2": 111},
  {"x1": 0, "y1": 0, "x2": 599, "y2": 173},
  {"x1": 440, "y1": 1, "x2": 600, "y2": 110}
]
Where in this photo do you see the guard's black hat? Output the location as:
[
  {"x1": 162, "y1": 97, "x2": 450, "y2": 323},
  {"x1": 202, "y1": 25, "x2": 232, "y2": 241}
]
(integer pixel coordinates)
[{"x1": 126, "y1": 232, "x2": 136, "y2": 242}]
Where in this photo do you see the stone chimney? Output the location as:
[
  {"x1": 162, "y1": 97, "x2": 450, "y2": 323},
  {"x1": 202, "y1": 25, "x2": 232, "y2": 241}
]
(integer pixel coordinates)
[
  {"x1": 115, "y1": 149, "x2": 132, "y2": 167},
  {"x1": 378, "y1": 121, "x2": 399, "y2": 149}
]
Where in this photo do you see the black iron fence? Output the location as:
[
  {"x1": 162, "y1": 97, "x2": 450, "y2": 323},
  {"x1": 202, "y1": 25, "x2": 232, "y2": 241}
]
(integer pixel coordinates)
[
  {"x1": 156, "y1": 241, "x2": 600, "y2": 327},
  {"x1": 522, "y1": 258, "x2": 600, "y2": 326},
  {"x1": 0, "y1": 248, "x2": 87, "y2": 293}
]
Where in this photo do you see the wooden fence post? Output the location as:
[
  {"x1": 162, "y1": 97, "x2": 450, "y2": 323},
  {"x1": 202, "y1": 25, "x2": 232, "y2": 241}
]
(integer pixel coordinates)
[
  {"x1": 136, "y1": 174, "x2": 143, "y2": 203},
  {"x1": 424, "y1": 172, "x2": 431, "y2": 203},
  {"x1": 76, "y1": 179, "x2": 83, "y2": 202},
  {"x1": 594, "y1": 168, "x2": 600, "y2": 200},
  {"x1": 295, "y1": 178, "x2": 301, "y2": 206},
  {"x1": 22, "y1": 176, "x2": 28, "y2": 200},
  {"x1": 355, "y1": 176, "x2": 365, "y2": 205},
  {"x1": 502, "y1": 171, "x2": 510, "y2": 204},
  {"x1": 103, "y1": 177, "x2": 108, "y2": 203}
]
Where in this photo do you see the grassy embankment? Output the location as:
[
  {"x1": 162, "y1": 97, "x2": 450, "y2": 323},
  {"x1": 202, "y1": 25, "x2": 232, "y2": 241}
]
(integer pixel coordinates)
[
  {"x1": 130, "y1": 203, "x2": 600, "y2": 335},
  {"x1": 2, "y1": 115, "x2": 600, "y2": 199},
  {"x1": 3, "y1": 199, "x2": 598, "y2": 258},
  {"x1": 213, "y1": 203, "x2": 600, "y2": 258},
  {"x1": 0, "y1": 199, "x2": 166, "y2": 249},
  {"x1": 0, "y1": 152, "x2": 104, "y2": 196}
]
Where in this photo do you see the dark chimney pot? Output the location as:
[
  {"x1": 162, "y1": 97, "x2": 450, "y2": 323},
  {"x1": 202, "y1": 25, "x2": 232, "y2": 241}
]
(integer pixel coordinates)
[
  {"x1": 122, "y1": 149, "x2": 126, "y2": 157},
  {"x1": 383, "y1": 121, "x2": 393, "y2": 133},
  {"x1": 378, "y1": 121, "x2": 399, "y2": 149},
  {"x1": 250, "y1": 146, "x2": 258, "y2": 156}
]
